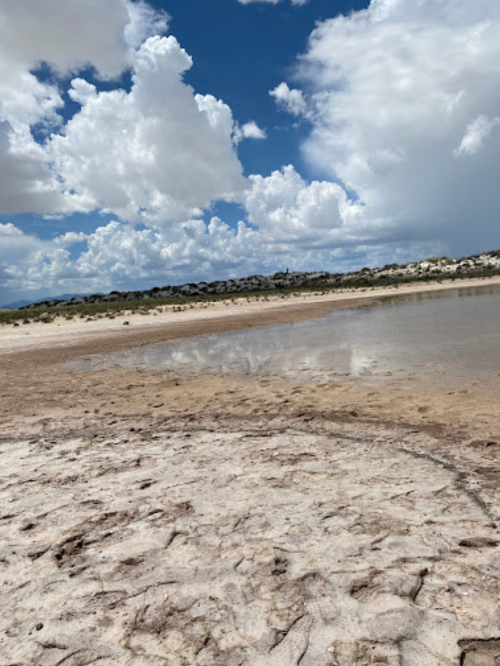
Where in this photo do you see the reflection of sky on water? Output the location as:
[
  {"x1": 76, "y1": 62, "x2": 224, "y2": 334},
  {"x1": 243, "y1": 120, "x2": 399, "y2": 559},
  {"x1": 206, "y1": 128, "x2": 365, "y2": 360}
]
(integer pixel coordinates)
[{"x1": 67, "y1": 283, "x2": 500, "y2": 383}]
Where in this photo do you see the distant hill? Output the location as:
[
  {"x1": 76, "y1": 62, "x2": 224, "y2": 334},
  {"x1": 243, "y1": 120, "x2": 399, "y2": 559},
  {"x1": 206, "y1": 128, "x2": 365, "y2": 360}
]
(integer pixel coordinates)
[
  {"x1": 3, "y1": 293, "x2": 101, "y2": 310},
  {"x1": 17, "y1": 249, "x2": 500, "y2": 310}
]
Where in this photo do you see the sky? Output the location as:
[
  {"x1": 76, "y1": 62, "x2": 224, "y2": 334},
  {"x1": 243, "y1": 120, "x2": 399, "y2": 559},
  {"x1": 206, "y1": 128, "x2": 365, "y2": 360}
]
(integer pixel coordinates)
[{"x1": 1, "y1": 0, "x2": 500, "y2": 306}]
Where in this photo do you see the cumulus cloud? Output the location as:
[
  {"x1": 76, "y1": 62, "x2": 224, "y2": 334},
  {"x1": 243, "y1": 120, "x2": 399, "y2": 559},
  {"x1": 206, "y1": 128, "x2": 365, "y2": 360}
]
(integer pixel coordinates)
[
  {"x1": 279, "y1": 0, "x2": 500, "y2": 255},
  {"x1": 0, "y1": 121, "x2": 70, "y2": 215},
  {"x1": 49, "y1": 36, "x2": 246, "y2": 224},
  {"x1": 270, "y1": 82, "x2": 308, "y2": 117},
  {"x1": 0, "y1": 0, "x2": 168, "y2": 80},
  {"x1": 241, "y1": 121, "x2": 267, "y2": 140},
  {"x1": 1, "y1": 214, "x2": 442, "y2": 306},
  {"x1": 0, "y1": 0, "x2": 171, "y2": 216},
  {"x1": 0, "y1": 167, "x2": 365, "y2": 300},
  {"x1": 54, "y1": 231, "x2": 89, "y2": 248},
  {"x1": 245, "y1": 165, "x2": 365, "y2": 247},
  {"x1": 0, "y1": 218, "x2": 263, "y2": 297},
  {"x1": 234, "y1": 121, "x2": 267, "y2": 143},
  {"x1": 68, "y1": 79, "x2": 98, "y2": 106},
  {"x1": 0, "y1": 223, "x2": 23, "y2": 238},
  {"x1": 0, "y1": 2, "x2": 247, "y2": 223},
  {"x1": 0, "y1": 223, "x2": 53, "y2": 287},
  {"x1": 124, "y1": 0, "x2": 170, "y2": 51}
]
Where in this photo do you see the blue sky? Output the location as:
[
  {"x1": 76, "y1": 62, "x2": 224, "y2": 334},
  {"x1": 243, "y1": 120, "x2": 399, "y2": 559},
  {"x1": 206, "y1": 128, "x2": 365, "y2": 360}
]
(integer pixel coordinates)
[{"x1": 1, "y1": 0, "x2": 500, "y2": 305}]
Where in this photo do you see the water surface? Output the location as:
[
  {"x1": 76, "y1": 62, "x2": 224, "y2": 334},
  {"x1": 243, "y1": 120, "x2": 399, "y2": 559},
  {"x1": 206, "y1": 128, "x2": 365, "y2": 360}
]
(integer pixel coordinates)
[{"x1": 67, "y1": 283, "x2": 500, "y2": 385}]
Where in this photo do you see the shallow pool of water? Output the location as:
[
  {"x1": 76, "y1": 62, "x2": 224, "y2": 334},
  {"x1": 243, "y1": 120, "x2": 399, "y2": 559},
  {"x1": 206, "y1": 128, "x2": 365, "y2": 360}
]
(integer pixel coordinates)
[{"x1": 66, "y1": 283, "x2": 500, "y2": 384}]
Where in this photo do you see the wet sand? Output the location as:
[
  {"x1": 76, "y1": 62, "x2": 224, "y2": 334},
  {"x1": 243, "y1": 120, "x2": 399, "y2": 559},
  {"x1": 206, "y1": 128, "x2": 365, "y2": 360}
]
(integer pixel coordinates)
[{"x1": 2, "y1": 277, "x2": 500, "y2": 665}]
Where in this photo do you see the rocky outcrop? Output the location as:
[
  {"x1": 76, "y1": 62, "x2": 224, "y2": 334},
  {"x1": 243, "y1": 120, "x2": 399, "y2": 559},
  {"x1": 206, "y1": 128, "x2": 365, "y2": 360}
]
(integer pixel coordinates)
[{"x1": 22, "y1": 250, "x2": 500, "y2": 309}]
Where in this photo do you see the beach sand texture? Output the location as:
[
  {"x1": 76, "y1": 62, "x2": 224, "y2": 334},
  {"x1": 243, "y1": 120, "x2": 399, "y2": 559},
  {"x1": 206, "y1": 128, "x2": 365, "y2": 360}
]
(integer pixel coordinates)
[{"x1": 2, "y1": 278, "x2": 500, "y2": 665}]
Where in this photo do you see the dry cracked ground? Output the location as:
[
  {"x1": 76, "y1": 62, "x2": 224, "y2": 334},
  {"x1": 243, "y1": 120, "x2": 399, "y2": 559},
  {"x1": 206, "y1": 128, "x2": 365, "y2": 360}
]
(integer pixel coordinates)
[
  {"x1": 2, "y1": 412, "x2": 500, "y2": 665},
  {"x1": 2, "y1": 304, "x2": 500, "y2": 666}
]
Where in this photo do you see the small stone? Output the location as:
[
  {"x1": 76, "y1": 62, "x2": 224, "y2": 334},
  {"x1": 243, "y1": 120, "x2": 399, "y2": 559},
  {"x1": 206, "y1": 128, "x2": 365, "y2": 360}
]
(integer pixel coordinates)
[{"x1": 35, "y1": 622, "x2": 43, "y2": 631}]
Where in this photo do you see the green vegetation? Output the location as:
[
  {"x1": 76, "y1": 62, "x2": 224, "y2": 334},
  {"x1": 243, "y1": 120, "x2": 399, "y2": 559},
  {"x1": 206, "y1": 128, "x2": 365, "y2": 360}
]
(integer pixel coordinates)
[
  {"x1": 2, "y1": 263, "x2": 500, "y2": 327},
  {"x1": 0, "y1": 292, "x2": 300, "y2": 325}
]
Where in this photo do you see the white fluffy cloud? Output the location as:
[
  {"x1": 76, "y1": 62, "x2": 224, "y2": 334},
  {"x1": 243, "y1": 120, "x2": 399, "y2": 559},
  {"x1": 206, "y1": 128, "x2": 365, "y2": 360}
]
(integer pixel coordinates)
[
  {"x1": 0, "y1": 0, "x2": 168, "y2": 80},
  {"x1": 0, "y1": 0, "x2": 168, "y2": 132},
  {"x1": 49, "y1": 36, "x2": 247, "y2": 224},
  {"x1": 0, "y1": 0, "x2": 171, "y2": 217},
  {"x1": 0, "y1": 219, "x2": 261, "y2": 297},
  {"x1": 0, "y1": 122, "x2": 68, "y2": 215},
  {"x1": 0, "y1": 1, "x2": 267, "y2": 225},
  {"x1": 273, "y1": 0, "x2": 500, "y2": 255},
  {"x1": 270, "y1": 83, "x2": 308, "y2": 117},
  {"x1": 234, "y1": 121, "x2": 267, "y2": 142},
  {"x1": 1, "y1": 213, "x2": 442, "y2": 304},
  {"x1": 245, "y1": 165, "x2": 364, "y2": 246},
  {"x1": 0, "y1": 165, "x2": 367, "y2": 299},
  {"x1": 0, "y1": 223, "x2": 53, "y2": 290}
]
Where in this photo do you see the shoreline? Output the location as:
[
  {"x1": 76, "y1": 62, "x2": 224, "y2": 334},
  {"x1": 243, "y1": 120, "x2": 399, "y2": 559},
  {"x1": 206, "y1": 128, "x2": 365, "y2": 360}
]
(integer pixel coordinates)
[
  {"x1": 2, "y1": 274, "x2": 500, "y2": 361},
  {"x1": 2, "y1": 272, "x2": 500, "y2": 445}
]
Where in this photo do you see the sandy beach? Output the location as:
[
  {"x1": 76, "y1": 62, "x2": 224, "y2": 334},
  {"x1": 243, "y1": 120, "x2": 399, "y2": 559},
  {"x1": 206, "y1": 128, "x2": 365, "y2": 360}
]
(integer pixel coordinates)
[{"x1": 2, "y1": 276, "x2": 500, "y2": 665}]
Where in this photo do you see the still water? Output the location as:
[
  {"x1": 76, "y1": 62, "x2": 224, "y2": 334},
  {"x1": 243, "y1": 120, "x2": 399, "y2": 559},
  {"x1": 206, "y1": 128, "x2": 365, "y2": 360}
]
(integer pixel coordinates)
[{"x1": 69, "y1": 283, "x2": 500, "y2": 384}]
